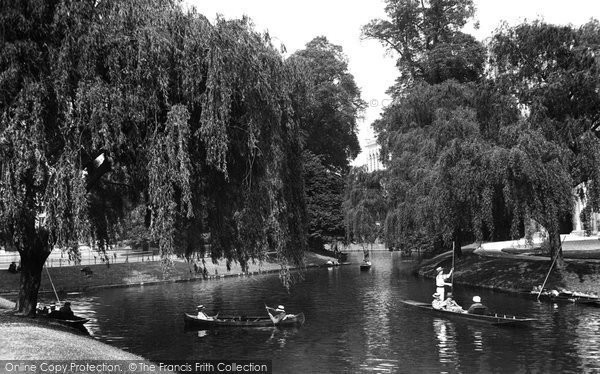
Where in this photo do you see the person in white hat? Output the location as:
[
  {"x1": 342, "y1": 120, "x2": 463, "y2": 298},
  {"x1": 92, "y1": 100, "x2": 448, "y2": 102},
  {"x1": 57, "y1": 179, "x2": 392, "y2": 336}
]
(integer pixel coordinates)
[
  {"x1": 266, "y1": 304, "x2": 290, "y2": 324},
  {"x1": 435, "y1": 266, "x2": 453, "y2": 301},
  {"x1": 467, "y1": 296, "x2": 489, "y2": 315},
  {"x1": 196, "y1": 305, "x2": 215, "y2": 320}
]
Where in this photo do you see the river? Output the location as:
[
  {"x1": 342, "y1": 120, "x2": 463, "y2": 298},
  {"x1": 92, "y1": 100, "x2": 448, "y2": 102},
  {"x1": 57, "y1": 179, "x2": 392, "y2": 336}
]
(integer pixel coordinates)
[{"x1": 56, "y1": 251, "x2": 600, "y2": 373}]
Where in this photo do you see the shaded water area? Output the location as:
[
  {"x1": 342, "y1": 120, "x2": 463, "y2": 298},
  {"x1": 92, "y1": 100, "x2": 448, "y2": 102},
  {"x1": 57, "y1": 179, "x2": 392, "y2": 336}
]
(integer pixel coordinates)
[{"x1": 56, "y1": 252, "x2": 600, "y2": 373}]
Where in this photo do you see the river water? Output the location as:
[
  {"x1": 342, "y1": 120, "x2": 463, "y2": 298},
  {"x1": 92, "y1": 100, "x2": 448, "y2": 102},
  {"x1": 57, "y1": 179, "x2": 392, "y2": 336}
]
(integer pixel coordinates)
[{"x1": 57, "y1": 251, "x2": 600, "y2": 373}]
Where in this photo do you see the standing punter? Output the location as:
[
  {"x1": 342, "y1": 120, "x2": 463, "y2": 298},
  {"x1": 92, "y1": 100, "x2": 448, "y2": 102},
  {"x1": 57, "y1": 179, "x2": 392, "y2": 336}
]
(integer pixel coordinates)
[{"x1": 436, "y1": 266, "x2": 453, "y2": 300}]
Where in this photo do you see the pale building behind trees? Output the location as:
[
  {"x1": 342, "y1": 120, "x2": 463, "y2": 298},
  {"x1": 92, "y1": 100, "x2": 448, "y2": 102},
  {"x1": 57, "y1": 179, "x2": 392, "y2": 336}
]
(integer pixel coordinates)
[
  {"x1": 572, "y1": 183, "x2": 600, "y2": 235},
  {"x1": 355, "y1": 138, "x2": 383, "y2": 172}
]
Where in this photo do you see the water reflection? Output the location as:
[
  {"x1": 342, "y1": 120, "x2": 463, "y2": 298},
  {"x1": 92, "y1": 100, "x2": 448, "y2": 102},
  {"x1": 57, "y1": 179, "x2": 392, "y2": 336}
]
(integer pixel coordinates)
[
  {"x1": 574, "y1": 311, "x2": 600, "y2": 372},
  {"x1": 472, "y1": 330, "x2": 483, "y2": 352},
  {"x1": 56, "y1": 252, "x2": 600, "y2": 373},
  {"x1": 359, "y1": 284, "x2": 399, "y2": 373},
  {"x1": 433, "y1": 318, "x2": 458, "y2": 368}
]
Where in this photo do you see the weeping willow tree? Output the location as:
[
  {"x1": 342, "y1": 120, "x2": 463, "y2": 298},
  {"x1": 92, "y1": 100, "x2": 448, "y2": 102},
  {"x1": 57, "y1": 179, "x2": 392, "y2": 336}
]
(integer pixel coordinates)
[
  {"x1": 0, "y1": 0, "x2": 308, "y2": 315},
  {"x1": 343, "y1": 168, "x2": 387, "y2": 251}
]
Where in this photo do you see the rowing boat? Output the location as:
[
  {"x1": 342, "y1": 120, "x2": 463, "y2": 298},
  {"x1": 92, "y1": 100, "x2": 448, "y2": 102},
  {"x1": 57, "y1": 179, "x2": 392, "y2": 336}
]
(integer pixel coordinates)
[
  {"x1": 400, "y1": 300, "x2": 536, "y2": 327},
  {"x1": 183, "y1": 312, "x2": 306, "y2": 328},
  {"x1": 360, "y1": 261, "x2": 372, "y2": 271}
]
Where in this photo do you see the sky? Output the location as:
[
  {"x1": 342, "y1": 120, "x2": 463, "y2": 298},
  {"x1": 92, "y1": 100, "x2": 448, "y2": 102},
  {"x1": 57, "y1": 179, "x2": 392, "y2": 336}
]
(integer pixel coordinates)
[{"x1": 186, "y1": 0, "x2": 600, "y2": 165}]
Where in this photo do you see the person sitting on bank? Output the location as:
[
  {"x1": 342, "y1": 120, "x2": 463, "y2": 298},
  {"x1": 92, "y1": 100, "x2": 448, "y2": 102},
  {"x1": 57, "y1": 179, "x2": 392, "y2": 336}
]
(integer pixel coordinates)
[
  {"x1": 8, "y1": 262, "x2": 18, "y2": 274},
  {"x1": 442, "y1": 294, "x2": 465, "y2": 313},
  {"x1": 435, "y1": 266, "x2": 453, "y2": 301},
  {"x1": 467, "y1": 296, "x2": 490, "y2": 315},
  {"x1": 196, "y1": 305, "x2": 215, "y2": 320},
  {"x1": 266, "y1": 305, "x2": 289, "y2": 324}
]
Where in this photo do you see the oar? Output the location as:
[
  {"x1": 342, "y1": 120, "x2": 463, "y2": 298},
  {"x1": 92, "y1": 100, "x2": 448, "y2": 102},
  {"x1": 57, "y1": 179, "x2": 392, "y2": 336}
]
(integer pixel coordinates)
[{"x1": 264, "y1": 303, "x2": 277, "y2": 325}]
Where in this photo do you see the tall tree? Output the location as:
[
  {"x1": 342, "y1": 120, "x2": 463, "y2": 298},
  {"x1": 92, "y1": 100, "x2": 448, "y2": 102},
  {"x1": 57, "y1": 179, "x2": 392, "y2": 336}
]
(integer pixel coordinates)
[
  {"x1": 289, "y1": 37, "x2": 365, "y2": 250},
  {"x1": 0, "y1": 1, "x2": 309, "y2": 315},
  {"x1": 302, "y1": 151, "x2": 346, "y2": 250},
  {"x1": 343, "y1": 168, "x2": 387, "y2": 250},
  {"x1": 363, "y1": 0, "x2": 484, "y2": 89},
  {"x1": 374, "y1": 80, "x2": 519, "y2": 255},
  {"x1": 489, "y1": 20, "x2": 600, "y2": 264},
  {"x1": 290, "y1": 36, "x2": 365, "y2": 171}
]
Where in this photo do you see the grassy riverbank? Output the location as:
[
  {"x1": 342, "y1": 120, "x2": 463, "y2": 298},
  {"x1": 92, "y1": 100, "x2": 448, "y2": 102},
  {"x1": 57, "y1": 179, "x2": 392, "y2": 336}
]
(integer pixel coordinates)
[
  {"x1": 0, "y1": 251, "x2": 336, "y2": 362},
  {"x1": 420, "y1": 251, "x2": 600, "y2": 295},
  {"x1": 0, "y1": 251, "x2": 336, "y2": 298},
  {"x1": 0, "y1": 296, "x2": 149, "y2": 360}
]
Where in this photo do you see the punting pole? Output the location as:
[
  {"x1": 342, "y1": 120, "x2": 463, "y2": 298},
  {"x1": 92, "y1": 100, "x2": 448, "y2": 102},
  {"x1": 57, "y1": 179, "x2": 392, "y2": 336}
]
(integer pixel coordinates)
[
  {"x1": 45, "y1": 265, "x2": 61, "y2": 305},
  {"x1": 451, "y1": 241, "x2": 455, "y2": 287},
  {"x1": 537, "y1": 234, "x2": 567, "y2": 301}
]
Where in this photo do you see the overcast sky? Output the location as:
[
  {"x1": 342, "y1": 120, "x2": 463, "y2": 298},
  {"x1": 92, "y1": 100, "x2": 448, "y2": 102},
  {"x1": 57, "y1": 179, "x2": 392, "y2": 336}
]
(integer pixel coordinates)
[{"x1": 187, "y1": 0, "x2": 600, "y2": 164}]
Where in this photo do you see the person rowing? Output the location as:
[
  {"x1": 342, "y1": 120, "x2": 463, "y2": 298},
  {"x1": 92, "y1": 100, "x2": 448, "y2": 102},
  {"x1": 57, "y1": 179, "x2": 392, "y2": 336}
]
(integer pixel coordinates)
[
  {"x1": 266, "y1": 305, "x2": 294, "y2": 324},
  {"x1": 196, "y1": 305, "x2": 216, "y2": 321},
  {"x1": 435, "y1": 266, "x2": 453, "y2": 301}
]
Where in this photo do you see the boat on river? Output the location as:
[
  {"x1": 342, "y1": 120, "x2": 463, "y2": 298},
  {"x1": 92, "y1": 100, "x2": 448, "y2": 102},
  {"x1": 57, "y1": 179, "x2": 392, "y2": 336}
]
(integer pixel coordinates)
[
  {"x1": 37, "y1": 307, "x2": 89, "y2": 328},
  {"x1": 48, "y1": 315, "x2": 90, "y2": 328},
  {"x1": 400, "y1": 300, "x2": 536, "y2": 327},
  {"x1": 521, "y1": 289, "x2": 600, "y2": 307},
  {"x1": 38, "y1": 312, "x2": 90, "y2": 330},
  {"x1": 360, "y1": 261, "x2": 372, "y2": 271},
  {"x1": 183, "y1": 312, "x2": 306, "y2": 328}
]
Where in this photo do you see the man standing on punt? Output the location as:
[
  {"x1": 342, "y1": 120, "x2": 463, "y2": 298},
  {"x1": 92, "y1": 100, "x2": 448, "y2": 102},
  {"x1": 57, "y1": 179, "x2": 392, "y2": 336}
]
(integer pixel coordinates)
[{"x1": 436, "y1": 266, "x2": 453, "y2": 300}]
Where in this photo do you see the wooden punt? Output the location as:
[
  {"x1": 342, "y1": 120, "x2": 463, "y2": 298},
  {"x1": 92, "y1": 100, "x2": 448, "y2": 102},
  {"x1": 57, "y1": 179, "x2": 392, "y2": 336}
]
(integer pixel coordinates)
[
  {"x1": 520, "y1": 290, "x2": 600, "y2": 307},
  {"x1": 183, "y1": 312, "x2": 305, "y2": 328},
  {"x1": 400, "y1": 300, "x2": 536, "y2": 327}
]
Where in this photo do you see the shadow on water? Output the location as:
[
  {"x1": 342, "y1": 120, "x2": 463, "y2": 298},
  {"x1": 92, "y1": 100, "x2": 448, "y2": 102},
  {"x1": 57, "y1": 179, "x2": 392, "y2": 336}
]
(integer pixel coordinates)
[{"x1": 51, "y1": 251, "x2": 600, "y2": 373}]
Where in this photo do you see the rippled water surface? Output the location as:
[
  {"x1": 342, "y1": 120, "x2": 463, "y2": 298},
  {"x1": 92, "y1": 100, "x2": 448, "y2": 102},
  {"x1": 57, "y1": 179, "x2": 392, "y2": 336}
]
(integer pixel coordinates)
[{"x1": 54, "y1": 252, "x2": 600, "y2": 373}]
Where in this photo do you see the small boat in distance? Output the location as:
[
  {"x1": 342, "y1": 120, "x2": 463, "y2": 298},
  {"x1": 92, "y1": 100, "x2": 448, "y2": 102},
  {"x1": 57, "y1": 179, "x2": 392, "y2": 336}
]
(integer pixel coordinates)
[
  {"x1": 400, "y1": 300, "x2": 536, "y2": 327},
  {"x1": 360, "y1": 260, "x2": 372, "y2": 271},
  {"x1": 184, "y1": 312, "x2": 305, "y2": 328}
]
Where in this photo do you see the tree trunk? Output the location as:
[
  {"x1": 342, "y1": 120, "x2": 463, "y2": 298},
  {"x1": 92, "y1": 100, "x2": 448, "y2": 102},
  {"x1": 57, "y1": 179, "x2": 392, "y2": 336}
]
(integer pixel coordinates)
[
  {"x1": 15, "y1": 229, "x2": 52, "y2": 316},
  {"x1": 452, "y1": 231, "x2": 463, "y2": 258},
  {"x1": 548, "y1": 230, "x2": 565, "y2": 269}
]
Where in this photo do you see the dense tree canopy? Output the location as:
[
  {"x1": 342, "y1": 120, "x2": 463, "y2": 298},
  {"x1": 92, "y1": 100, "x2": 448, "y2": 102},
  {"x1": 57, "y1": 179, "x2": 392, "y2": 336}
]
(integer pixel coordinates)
[
  {"x1": 363, "y1": 0, "x2": 484, "y2": 90},
  {"x1": 302, "y1": 151, "x2": 346, "y2": 249},
  {"x1": 0, "y1": 0, "x2": 309, "y2": 314},
  {"x1": 290, "y1": 36, "x2": 365, "y2": 171},
  {"x1": 364, "y1": 4, "x2": 600, "y2": 263},
  {"x1": 289, "y1": 37, "x2": 365, "y2": 250},
  {"x1": 343, "y1": 168, "x2": 387, "y2": 248},
  {"x1": 490, "y1": 21, "x2": 600, "y2": 243}
]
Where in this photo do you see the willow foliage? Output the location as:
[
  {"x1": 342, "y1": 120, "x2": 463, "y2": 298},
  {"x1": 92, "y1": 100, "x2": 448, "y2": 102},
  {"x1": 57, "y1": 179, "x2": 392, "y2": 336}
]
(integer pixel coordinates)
[{"x1": 1, "y1": 0, "x2": 308, "y2": 313}]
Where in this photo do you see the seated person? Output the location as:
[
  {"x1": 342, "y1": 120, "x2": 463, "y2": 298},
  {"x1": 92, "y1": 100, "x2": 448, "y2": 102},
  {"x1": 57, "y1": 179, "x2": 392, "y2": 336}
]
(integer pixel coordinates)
[
  {"x1": 59, "y1": 301, "x2": 75, "y2": 318},
  {"x1": 431, "y1": 293, "x2": 444, "y2": 310},
  {"x1": 196, "y1": 305, "x2": 215, "y2": 320},
  {"x1": 36, "y1": 303, "x2": 49, "y2": 315},
  {"x1": 266, "y1": 305, "x2": 289, "y2": 324},
  {"x1": 467, "y1": 296, "x2": 490, "y2": 315},
  {"x1": 442, "y1": 295, "x2": 465, "y2": 313}
]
